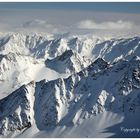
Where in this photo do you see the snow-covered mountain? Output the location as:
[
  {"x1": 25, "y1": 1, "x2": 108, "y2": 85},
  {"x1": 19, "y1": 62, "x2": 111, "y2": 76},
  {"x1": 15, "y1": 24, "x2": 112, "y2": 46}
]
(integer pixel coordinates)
[
  {"x1": 0, "y1": 33, "x2": 140, "y2": 138},
  {"x1": 45, "y1": 50, "x2": 91, "y2": 74}
]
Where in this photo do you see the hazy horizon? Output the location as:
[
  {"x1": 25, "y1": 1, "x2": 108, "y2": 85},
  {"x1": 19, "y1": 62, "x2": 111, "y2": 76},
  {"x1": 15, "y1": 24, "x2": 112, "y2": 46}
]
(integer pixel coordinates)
[{"x1": 0, "y1": 2, "x2": 140, "y2": 37}]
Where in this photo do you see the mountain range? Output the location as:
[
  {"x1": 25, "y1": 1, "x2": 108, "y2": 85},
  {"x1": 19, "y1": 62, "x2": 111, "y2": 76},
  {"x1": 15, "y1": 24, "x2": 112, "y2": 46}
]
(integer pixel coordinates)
[{"x1": 0, "y1": 33, "x2": 140, "y2": 138}]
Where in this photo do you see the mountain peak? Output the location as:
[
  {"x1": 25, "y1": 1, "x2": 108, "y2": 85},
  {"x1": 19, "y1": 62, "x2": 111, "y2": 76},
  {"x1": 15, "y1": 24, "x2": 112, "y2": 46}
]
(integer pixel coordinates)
[
  {"x1": 0, "y1": 81, "x2": 35, "y2": 135},
  {"x1": 58, "y1": 49, "x2": 74, "y2": 61},
  {"x1": 45, "y1": 49, "x2": 90, "y2": 74}
]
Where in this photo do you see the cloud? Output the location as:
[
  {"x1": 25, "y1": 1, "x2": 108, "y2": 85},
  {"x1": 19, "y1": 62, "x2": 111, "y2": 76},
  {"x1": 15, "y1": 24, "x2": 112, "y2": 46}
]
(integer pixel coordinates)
[
  {"x1": 15, "y1": 19, "x2": 58, "y2": 33},
  {"x1": 21, "y1": 19, "x2": 52, "y2": 28},
  {"x1": 77, "y1": 20, "x2": 134, "y2": 30}
]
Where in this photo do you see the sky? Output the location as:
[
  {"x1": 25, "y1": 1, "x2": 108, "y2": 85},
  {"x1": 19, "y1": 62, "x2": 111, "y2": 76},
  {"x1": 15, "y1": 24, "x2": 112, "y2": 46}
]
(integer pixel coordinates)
[
  {"x1": 0, "y1": 2, "x2": 140, "y2": 13},
  {"x1": 0, "y1": 2, "x2": 140, "y2": 37}
]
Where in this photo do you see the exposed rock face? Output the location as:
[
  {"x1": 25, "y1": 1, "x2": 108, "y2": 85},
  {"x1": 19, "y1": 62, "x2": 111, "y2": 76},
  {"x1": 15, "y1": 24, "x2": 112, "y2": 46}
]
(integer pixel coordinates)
[{"x1": 0, "y1": 82, "x2": 35, "y2": 135}]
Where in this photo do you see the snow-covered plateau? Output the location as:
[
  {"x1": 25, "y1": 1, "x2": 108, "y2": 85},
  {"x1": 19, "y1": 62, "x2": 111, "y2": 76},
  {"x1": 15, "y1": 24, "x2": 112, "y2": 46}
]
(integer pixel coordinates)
[{"x1": 0, "y1": 32, "x2": 140, "y2": 138}]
